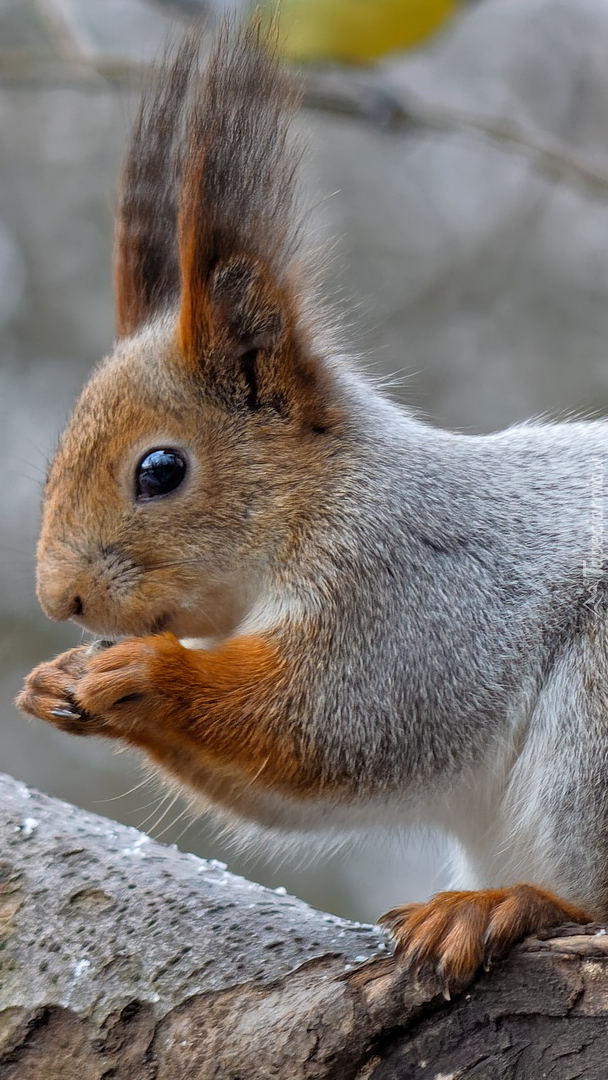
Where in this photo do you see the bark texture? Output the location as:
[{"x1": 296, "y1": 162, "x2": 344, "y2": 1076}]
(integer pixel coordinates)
[{"x1": 1, "y1": 771, "x2": 608, "y2": 1079}]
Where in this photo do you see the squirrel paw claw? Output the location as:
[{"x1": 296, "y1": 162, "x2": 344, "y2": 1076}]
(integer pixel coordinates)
[
  {"x1": 379, "y1": 884, "x2": 589, "y2": 994},
  {"x1": 50, "y1": 706, "x2": 83, "y2": 720}
]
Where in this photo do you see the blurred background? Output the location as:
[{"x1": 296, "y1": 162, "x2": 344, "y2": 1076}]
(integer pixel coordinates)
[{"x1": 3, "y1": 0, "x2": 608, "y2": 924}]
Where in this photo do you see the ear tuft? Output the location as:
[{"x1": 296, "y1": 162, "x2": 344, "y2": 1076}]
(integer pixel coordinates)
[
  {"x1": 175, "y1": 21, "x2": 303, "y2": 365},
  {"x1": 114, "y1": 34, "x2": 199, "y2": 338},
  {"x1": 123, "y1": 21, "x2": 331, "y2": 426}
]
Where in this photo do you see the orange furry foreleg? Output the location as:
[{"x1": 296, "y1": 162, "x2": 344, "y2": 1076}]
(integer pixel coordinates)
[{"x1": 19, "y1": 633, "x2": 321, "y2": 800}]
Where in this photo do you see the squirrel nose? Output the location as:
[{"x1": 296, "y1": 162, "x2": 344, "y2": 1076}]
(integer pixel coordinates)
[
  {"x1": 36, "y1": 535, "x2": 90, "y2": 622},
  {"x1": 37, "y1": 582, "x2": 85, "y2": 623}
]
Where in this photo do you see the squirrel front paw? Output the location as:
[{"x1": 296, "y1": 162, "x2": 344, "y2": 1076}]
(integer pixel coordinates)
[
  {"x1": 17, "y1": 645, "x2": 106, "y2": 735},
  {"x1": 16, "y1": 634, "x2": 184, "y2": 739},
  {"x1": 379, "y1": 884, "x2": 590, "y2": 996}
]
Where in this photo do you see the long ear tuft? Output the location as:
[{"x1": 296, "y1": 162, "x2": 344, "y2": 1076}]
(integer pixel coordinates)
[
  {"x1": 176, "y1": 20, "x2": 303, "y2": 363},
  {"x1": 114, "y1": 34, "x2": 199, "y2": 338}
]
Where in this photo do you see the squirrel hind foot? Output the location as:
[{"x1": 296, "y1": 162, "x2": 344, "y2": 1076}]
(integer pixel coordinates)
[{"x1": 378, "y1": 884, "x2": 590, "y2": 994}]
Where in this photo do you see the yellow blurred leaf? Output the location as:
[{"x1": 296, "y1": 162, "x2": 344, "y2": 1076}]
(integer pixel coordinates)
[{"x1": 269, "y1": 0, "x2": 460, "y2": 63}]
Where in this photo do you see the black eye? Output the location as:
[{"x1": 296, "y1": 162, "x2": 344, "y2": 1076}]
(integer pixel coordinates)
[{"x1": 136, "y1": 449, "x2": 187, "y2": 500}]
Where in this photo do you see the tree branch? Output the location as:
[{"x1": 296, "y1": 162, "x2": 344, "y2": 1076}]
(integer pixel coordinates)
[
  {"x1": 1, "y1": 771, "x2": 607, "y2": 1078},
  {"x1": 301, "y1": 68, "x2": 608, "y2": 201}
]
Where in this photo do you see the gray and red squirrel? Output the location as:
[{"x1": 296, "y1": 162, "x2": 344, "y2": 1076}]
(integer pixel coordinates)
[{"x1": 18, "y1": 21, "x2": 605, "y2": 992}]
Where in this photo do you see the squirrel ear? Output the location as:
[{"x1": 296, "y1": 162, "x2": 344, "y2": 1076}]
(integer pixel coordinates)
[
  {"x1": 210, "y1": 256, "x2": 285, "y2": 355},
  {"x1": 178, "y1": 252, "x2": 313, "y2": 416},
  {"x1": 179, "y1": 254, "x2": 285, "y2": 361},
  {"x1": 171, "y1": 24, "x2": 329, "y2": 421}
]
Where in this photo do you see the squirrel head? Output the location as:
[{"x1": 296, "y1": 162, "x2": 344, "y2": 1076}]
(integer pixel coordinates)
[{"x1": 36, "y1": 24, "x2": 339, "y2": 641}]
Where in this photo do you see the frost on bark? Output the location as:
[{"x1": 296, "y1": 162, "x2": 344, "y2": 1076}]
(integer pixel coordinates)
[{"x1": 0, "y1": 771, "x2": 607, "y2": 1079}]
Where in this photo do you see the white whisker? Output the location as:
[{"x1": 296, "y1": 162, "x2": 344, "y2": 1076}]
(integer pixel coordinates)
[
  {"x1": 94, "y1": 776, "x2": 151, "y2": 803},
  {"x1": 154, "y1": 801, "x2": 193, "y2": 841},
  {"x1": 137, "y1": 790, "x2": 172, "y2": 831},
  {"x1": 147, "y1": 790, "x2": 182, "y2": 836}
]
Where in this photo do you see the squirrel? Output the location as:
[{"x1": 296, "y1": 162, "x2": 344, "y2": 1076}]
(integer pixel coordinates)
[{"x1": 16, "y1": 21, "x2": 604, "y2": 994}]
